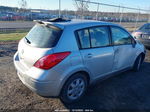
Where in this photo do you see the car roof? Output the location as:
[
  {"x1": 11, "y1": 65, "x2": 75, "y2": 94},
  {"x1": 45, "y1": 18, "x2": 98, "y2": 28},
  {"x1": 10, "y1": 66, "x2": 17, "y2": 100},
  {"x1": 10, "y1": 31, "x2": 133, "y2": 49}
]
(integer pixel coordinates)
[
  {"x1": 38, "y1": 19, "x2": 120, "y2": 30},
  {"x1": 53, "y1": 19, "x2": 113, "y2": 26}
]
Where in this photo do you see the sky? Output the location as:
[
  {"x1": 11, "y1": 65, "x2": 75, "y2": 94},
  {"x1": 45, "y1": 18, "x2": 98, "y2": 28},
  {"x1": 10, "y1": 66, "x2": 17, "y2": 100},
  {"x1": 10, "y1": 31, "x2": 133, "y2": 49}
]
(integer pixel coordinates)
[{"x1": 0, "y1": 0, "x2": 150, "y2": 12}]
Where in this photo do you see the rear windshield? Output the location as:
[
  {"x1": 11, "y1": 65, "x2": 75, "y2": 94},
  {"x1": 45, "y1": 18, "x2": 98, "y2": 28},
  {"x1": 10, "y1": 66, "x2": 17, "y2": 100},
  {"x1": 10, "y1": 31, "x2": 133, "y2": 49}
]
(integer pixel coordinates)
[{"x1": 25, "y1": 24, "x2": 62, "y2": 48}]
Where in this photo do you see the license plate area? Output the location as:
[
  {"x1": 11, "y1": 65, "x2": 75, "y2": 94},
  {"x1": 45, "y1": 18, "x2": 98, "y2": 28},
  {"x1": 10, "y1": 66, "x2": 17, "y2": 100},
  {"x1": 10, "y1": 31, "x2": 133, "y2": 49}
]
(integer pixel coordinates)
[{"x1": 142, "y1": 34, "x2": 150, "y2": 39}]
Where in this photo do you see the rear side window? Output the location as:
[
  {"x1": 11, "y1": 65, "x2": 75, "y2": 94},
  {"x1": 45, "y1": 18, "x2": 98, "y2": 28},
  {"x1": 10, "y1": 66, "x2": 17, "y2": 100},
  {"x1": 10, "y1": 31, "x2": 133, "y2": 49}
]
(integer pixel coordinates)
[
  {"x1": 77, "y1": 29, "x2": 90, "y2": 49},
  {"x1": 111, "y1": 27, "x2": 132, "y2": 45},
  {"x1": 77, "y1": 26, "x2": 110, "y2": 49},
  {"x1": 89, "y1": 27, "x2": 110, "y2": 47},
  {"x1": 25, "y1": 24, "x2": 62, "y2": 48}
]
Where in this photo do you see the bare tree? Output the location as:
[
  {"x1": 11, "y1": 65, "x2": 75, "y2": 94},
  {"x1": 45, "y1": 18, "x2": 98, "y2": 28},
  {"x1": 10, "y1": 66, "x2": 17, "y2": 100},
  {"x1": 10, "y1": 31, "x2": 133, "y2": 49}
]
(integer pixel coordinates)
[
  {"x1": 18, "y1": 0, "x2": 28, "y2": 12},
  {"x1": 73, "y1": 0, "x2": 90, "y2": 19}
]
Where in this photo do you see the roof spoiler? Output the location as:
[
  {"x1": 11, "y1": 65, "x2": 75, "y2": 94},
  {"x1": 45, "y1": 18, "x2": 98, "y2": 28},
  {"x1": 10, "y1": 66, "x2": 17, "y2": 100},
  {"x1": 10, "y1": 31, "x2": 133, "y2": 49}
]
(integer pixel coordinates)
[
  {"x1": 33, "y1": 19, "x2": 65, "y2": 29},
  {"x1": 33, "y1": 20, "x2": 45, "y2": 24},
  {"x1": 34, "y1": 18, "x2": 71, "y2": 23},
  {"x1": 46, "y1": 18, "x2": 71, "y2": 22}
]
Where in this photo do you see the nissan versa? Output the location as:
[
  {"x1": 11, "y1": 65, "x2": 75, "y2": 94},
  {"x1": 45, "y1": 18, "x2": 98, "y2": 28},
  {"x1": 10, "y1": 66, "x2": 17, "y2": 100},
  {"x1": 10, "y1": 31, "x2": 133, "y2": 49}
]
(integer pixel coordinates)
[{"x1": 14, "y1": 18, "x2": 146, "y2": 103}]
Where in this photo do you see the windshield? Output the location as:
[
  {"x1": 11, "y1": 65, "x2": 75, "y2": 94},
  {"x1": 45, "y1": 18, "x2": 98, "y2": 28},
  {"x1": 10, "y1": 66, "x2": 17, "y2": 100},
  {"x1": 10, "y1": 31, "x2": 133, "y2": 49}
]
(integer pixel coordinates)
[
  {"x1": 139, "y1": 24, "x2": 150, "y2": 32},
  {"x1": 25, "y1": 24, "x2": 62, "y2": 48}
]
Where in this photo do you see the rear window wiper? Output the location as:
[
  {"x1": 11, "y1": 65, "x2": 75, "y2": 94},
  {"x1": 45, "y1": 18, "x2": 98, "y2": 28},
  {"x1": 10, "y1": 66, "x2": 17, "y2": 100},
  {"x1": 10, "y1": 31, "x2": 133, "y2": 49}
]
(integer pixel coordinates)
[{"x1": 25, "y1": 37, "x2": 31, "y2": 44}]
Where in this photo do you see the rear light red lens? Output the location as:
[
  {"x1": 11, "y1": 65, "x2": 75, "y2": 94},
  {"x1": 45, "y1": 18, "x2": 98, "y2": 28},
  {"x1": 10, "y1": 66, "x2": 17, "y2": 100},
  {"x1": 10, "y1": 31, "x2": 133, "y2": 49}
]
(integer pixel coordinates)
[{"x1": 34, "y1": 52, "x2": 71, "y2": 70}]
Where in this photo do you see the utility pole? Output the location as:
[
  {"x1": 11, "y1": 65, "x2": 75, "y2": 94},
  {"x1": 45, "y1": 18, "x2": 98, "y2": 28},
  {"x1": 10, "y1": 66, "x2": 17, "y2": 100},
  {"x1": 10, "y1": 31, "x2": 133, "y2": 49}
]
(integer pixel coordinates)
[
  {"x1": 59, "y1": 0, "x2": 61, "y2": 18},
  {"x1": 119, "y1": 7, "x2": 124, "y2": 24},
  {"x1": 81, "y1": 0, "x2": 84, "y2": 19},
  {"x1": 96, "y1": 4, "x2": 100, "y2": 20},
  {"x1": 134, "y1": 8, "x2": 140, "y2": 30},
  {"x1": 148, "y1": 7, "x2": 150, "y2": 23}
]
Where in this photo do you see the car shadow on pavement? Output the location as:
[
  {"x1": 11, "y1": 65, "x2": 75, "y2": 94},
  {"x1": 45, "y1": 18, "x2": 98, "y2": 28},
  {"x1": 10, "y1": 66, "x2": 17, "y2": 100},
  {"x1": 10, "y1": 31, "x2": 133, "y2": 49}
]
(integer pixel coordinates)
[{"x1": 63, "y1": 62, "x2": 150, "y2": 112}]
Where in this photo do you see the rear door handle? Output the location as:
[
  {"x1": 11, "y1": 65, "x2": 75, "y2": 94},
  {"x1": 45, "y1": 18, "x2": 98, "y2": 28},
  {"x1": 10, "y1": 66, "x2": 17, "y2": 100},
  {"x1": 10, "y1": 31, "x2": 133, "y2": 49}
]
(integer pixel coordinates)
[{"x1": 87, "y1": 53, "x2": 93, "y2": 58}]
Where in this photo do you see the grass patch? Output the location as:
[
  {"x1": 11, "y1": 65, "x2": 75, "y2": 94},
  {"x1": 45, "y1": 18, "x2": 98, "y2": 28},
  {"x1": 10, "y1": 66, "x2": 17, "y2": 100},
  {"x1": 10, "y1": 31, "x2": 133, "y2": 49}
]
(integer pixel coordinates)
[
  {"x1": 0, "y1": 32, "x2": 27, "y2": 41},
  {"x1": 0, "y1": 29, "x2": 30, "y2": 34}
]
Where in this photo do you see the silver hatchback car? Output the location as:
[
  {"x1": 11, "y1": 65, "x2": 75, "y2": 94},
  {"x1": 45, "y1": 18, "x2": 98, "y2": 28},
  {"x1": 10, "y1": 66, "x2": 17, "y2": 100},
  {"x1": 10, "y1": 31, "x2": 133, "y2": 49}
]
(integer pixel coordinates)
[{"x1": 14, "y1": 18, "x2": 146, "y2": 103}]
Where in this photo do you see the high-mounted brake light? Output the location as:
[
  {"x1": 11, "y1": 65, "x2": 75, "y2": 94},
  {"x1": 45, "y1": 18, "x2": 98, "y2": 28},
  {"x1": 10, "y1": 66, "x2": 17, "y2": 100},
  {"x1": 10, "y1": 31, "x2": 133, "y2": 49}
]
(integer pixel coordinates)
[{"x1": 34, "y1": 52, "x2": 71, "y2": 70}]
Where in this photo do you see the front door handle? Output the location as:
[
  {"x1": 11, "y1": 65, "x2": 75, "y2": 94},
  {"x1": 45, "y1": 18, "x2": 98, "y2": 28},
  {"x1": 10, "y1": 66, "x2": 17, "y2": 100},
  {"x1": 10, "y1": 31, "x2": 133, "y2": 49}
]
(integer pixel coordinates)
[{"x1": 115, "y1": 48, "x2": 119, "y2": 53}]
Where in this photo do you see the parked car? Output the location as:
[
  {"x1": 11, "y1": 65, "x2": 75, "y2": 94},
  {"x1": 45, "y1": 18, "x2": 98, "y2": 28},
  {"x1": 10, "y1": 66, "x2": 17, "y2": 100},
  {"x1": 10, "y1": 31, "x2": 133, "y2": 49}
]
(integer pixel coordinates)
[
  {"x1": 132, "y1": 23, "x2": 150, "y2": 48},
  {"x1": 14, "y1": 18, "x2": 146, "y2": 103}
]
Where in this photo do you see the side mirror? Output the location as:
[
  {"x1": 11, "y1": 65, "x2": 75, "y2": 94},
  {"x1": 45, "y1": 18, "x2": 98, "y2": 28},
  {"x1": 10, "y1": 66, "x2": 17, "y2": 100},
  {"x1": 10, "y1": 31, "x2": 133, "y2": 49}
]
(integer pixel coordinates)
[
  {"x1": 131, "y1": 38, "x2": 136, "y2": 48},
  {"x1": 133, "y1": 36, "x2": 137, "y2": 39}
]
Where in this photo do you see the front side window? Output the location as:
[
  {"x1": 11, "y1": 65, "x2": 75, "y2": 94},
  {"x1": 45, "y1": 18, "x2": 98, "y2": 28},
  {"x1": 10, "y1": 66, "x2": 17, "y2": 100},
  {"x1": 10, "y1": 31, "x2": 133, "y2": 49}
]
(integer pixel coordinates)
[
  {"x1": 77, "y1": 29, "x2": 90, "y2": 49},
  {"x1": 111, "y1": 27, "x2": 132, "y2": 45},
  {"x1": 89, "y1": 27, "x2": 110, "y2": 47}
]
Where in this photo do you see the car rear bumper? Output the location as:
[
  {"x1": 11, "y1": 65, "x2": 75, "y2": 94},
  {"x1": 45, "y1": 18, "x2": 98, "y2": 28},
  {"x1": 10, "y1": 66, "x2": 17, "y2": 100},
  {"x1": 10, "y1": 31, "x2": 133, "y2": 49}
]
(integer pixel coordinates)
[
  {"x1": 137, "y1": 39, "x2": 150, "y2": 48},
  {"x1": 13, "y1": 52, "x2": 60, "y2": 97}
]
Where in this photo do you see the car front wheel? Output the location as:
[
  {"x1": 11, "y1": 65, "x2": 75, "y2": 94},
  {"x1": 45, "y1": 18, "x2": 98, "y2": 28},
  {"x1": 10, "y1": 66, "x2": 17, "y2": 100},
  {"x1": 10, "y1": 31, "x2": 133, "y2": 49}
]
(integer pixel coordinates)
[{"x1": 133, "y1": 55, "x2": 142, "y2": 71}]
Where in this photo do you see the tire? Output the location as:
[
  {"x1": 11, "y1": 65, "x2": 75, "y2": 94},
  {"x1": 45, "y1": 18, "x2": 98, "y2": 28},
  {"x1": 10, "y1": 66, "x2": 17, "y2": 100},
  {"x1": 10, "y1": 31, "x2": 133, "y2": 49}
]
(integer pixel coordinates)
[
  {"x1": 60, "y1": 73, "x2": 88, "y2": 103},
  {"x1": 133, "y1": 55, "x2": 142, "y2": 72}
]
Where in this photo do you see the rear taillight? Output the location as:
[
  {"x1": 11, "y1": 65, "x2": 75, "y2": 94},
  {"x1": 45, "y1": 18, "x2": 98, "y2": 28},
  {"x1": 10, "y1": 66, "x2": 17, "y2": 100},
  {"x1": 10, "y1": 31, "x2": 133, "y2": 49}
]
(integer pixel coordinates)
[{"x1": 34, "y1": 52, "x2": 71, "y2": 70}]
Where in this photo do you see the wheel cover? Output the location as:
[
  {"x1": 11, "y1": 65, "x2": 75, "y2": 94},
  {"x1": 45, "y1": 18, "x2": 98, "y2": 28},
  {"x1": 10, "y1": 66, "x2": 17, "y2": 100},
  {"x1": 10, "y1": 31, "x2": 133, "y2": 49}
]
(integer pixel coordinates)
[{"x1": 67, "y1": 78, "x2": 85, "y2": 100}]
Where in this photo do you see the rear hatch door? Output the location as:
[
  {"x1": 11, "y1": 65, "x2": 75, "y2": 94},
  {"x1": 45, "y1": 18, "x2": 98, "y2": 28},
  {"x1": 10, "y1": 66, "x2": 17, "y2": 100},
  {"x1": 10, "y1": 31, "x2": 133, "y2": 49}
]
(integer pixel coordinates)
[{"x1": 18, "y1": 23, "x2": 62, "y2": 69}]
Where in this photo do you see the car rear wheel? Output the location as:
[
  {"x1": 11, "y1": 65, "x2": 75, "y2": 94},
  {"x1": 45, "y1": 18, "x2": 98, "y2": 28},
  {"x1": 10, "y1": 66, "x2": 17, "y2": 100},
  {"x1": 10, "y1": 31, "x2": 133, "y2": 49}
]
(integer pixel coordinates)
[
  {"x1": 60, "y1": 73, "x2": 88, "y2": 103},
  {"x1": 133, "y1": 55, "x2": 142, "y2": 71}
]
